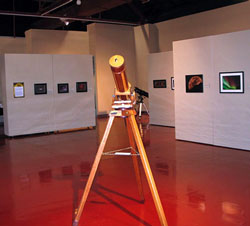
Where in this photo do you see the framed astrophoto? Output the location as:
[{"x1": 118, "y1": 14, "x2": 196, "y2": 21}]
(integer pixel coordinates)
[
  {"x1": 34, "y1": 83, "x2": 47, "y2": 95},
  {"x1": 13, "y1": 82, "x2": 25, "y2": 98},
  {"x1": 186, "y1": 74, "x2": 203, "y2": 93},
  {"x1": 219, "y1": 71, "x2": 244, "y2": 93},
  {"x1": 58, "y1": 83, "x2": 69, "y2": 94},
  {"x1": 76, "y1": 82, "x2": 88, "y2": 92},
  {"x1": 153, "y1": 79, "x2": 167, "y2": 88},
  {"x1": 171, "y1": 77, "x2": 175, "y2": 90}
]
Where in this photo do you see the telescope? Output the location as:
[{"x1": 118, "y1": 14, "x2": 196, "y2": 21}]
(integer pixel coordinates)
[
  {"x1": 73, "y1": 54, "x2": 167, "y2": 226},
  {"x1": 109, "y1": 55, "x2": 135, "y2": 109},
  {"x1": 134, "y1": 87, "x2": 149, "y2": 98},
  {"x1": 109, "y1": 55, "x2": 149, "y2": 117},
  {"x1": 134, "y1": 87, "x2": 149, "y2": 118}
]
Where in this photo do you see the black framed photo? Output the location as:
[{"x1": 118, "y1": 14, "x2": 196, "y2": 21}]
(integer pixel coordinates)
[
  {"x1": 219, "y1": 71, "x2": 244, "y2": 93},
  {"x1": 186, "y1": 74, "x2": 203, "y2": 93},
  {"x1": 76, "y1": 82, "x2": 88, "y2": 92},
  {"x1": 171, "y1": 77, "x2": 174, "y2": 90},
  {"x1": 34, "y1": 83, "x2": 47, "y2": 95},
  {"x1": 58, "y1": 83, "x2": 69, "y2": 94},
  {"x1": 153, "y1": 79, "x2": 167, "y2": 88},
  {"x1": 13, "y1": 82, "x2": 25, "y2": 98}
]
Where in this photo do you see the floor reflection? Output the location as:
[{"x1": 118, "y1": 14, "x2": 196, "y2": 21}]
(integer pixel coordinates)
[{"x1": 0, "y1": 116, "x2": 249, "y2": 226}]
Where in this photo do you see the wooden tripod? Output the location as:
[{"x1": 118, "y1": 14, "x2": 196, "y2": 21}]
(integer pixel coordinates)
[{"x1": 73, "y1": 109, "x2": 168, "y2": 226}]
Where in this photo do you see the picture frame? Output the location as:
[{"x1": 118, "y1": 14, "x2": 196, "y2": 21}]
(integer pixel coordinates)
[
  {"x1": 153, "y1": 79, "x2": 167, "y2": 88},
  {"x1": 76, "y1": 82, "x2": 88, "y2": 92},
  {"x1": 13, "y1": 82, "x2": 25, "y2": 98},
  {"x1": 58, "y1": 83, "x2": 69, "y2": 94},
  {"x1": 219, "y1": 71, "x2": 244, "y2": 93},
  {"x1": 171, "y1": 77, "x2": 174, "y2": 90},
  {"x1": 186, "y1": 74, "x2": 203, "y2": 93},
  {"x1": 34, "y1": 83, "x2": 47, "y2": 95}
]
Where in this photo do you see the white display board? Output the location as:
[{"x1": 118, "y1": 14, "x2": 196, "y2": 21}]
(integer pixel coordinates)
[
  {"x1": 173, "y1": 29, "x2": 250, "y2": 151},
  {"x1": 53, "y1": 55, "x2": 95, "y2": 131},
  {"x1": 148, "y1": 51, "x2": 175, "y2": 127},
  {"x1": 0, "y1": 54, "x2": 96, "y2": 136}
]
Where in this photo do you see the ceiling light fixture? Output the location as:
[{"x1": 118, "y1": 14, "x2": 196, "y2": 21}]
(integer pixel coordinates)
[
  {"x1": 60, "y1": 18, "x2": 70, "y2": 26},
  {"x1": 76, "y1": 0, "x2": 81, "y2": 5}
]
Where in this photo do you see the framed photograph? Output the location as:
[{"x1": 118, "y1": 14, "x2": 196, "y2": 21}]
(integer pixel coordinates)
[
  {"x1": 13, "y1": 82, "x2": 25, "y2": 98},
  {"x1": 219, "y1": 71, "x2": 244, "y2": 93},
  {"x1": 171, "y1": 77, "x2": 175, "y2": 90},
  {"x1": 186, "y1": 74, "x2": 203, "y2": 93},
  {"x1": 34, "y1": 83, "x2": 47, "y2": 95},
  {"x1": 58, "y1": 83, "x2": 69, "y2": 94},
  {"x1": 153, "y1": 79, "x2": 167, "y2": 88},
  {"x1": 76, "y1": 82, "x2": 88, "y2": 92}
]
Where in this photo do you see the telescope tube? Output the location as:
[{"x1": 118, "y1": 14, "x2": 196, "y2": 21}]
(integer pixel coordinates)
[{"x1": 109, "y1": 55, "x2": 129, "y2": 93}]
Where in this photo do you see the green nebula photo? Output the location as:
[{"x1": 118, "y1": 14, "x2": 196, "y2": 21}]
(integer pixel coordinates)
[{"x1": 223, "y1": 76, "x2": 240, "y2": 90}]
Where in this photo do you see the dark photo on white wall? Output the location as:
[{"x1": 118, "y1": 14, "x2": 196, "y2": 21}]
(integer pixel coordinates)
[
  {"x1": 34, "y1": 83, "x2": 47, "y2": 95},
  {"x1": 58, "y1": 83, "x2": 69, "y2": 94},
  {"x1": 153, "y1": 79, "x2": 167, "y2": 88},
  {"x1": 76, "y1": 82, "x2": 88, "y2": 92},
  {"x1": 219, "y1": 71, "x2": 244, "y2": 93},
  {"x1": 185, "y1": 74, "x2": 203, "y2": 93}
]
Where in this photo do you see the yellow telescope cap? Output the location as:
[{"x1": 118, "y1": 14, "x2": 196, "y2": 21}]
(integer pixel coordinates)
[{"x1": 109, "y1": 55, "x2": 124, "y2": 68}]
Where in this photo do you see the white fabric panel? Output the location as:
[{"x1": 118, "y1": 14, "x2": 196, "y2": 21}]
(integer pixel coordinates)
[
  {"x1": 1, "y1": 54, "x2": 96, "y2": 136},
  {"x1": 173, "y1": 37, "x2": 214, "y2": 144},
  {"x1": 212, "y1": 30, "x2": 250, "y2": 150},
  {"x1": 52, "y1": 55, "x2": 95, "y2": 130},
  {"x1": 4, "y1": 54, "x2": 54, "y2": 136},
  {"x1": 148, "y1": 52, "x2": 175, "y2": 126},
  {"x1": 173, "y1": 29, "x2": 250, "y2": 151},
  {"x1": 0, "y1": 55, "x2": 7, "y2": 128}
]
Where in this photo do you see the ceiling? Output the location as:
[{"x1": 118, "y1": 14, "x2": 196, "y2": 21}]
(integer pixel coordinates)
[{"x1": 0, "y1": 0, "x2": 247, "y2": 37}]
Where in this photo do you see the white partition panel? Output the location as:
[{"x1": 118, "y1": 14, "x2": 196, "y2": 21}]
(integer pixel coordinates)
[
  {"x1": 2, "y1": 54, "x2": 54, "y2": 136},
  {"x1": 173, "y1": 29, "x2": 250, "y2": 151},
  {"x1": 148, "y1": 52, "x2": 175, "y2": 127},
  {"x1": 173, "y1": 37, "x2": 214, "y2": 144},
  {"x1": 1, "y1": 54, "x2": 96, "y2": 136},
  {"x1": 212, "y1": 30, "x2": 250, "y2": 150},
  {"x1": 52, "y1": 55, "x2": 95, "y2": 130}
]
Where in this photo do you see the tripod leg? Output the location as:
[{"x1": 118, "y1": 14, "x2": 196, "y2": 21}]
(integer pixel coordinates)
[
  {"x1": 143, "y1": 103, "x2": 149, "y2": 115},
  {"x1": 125, "y1": 118, "x2": 145, "y2": 202},
  {"x1": 128, "y1": 115, "x2": 168, "y2": 226},
  {"x1": 139, "y1": 103, "x2": 142, "y2": 117},
  {"x1": 73, "y1": 115, "x2": 115, "y2": 226}
]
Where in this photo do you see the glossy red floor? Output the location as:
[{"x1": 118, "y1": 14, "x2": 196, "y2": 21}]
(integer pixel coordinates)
[{"x1": 0, "y1": 116, "x2": 249, "y2": 226}]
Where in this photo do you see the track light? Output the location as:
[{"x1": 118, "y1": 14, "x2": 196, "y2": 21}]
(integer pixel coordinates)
[{"x1": 60, "y1": 18, "x2": 70, "y2": 26}]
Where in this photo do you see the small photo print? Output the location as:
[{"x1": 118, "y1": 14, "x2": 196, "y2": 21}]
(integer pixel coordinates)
[
  {"x1": 219, "y1": 71, "x2": 244, "y2": 93},
  {"x1": 34, "y1": 83, "x2": 47, "y2": 95},
  {"x1": 153, "y1": 79, "x2": 167, "y2": 88},
  {"x1": 58, "y1": 83, "x2": 69, "y2": 94},
  {"x1": 186, "y1": 74, "x2": 203, "y2": 93},
  {"x1": 76, "y1": 82, "x2": 88, "y2": 92}
]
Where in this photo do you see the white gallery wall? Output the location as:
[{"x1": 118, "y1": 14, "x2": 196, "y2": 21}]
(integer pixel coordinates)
[
  {"x1": 173, "y1": 29, "x2": 250, "y2": 151},
  {"x1": 148, "y1": 51, "x2": 175, "y2": 127},
  {"x1": 0, "y1": 54, "x2": 96, "y2": 136}
]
